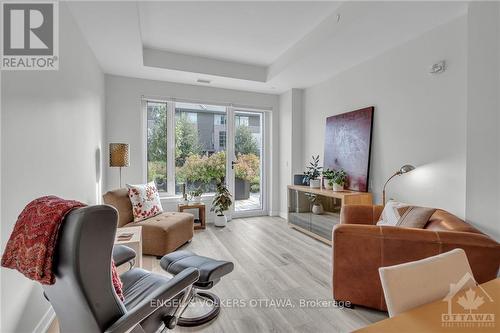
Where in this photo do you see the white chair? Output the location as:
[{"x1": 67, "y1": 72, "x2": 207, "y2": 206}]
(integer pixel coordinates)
[{"x1": 379, "y1": 248, "x2": 476, "y2": 317}]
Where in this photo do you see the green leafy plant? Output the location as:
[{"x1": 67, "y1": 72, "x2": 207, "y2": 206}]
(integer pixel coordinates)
[
  {"x1": 235, "y1": 153, "x2": 260, "y2": 181},
  {"x1": 211, "y1": 177, "x2": 233, "y2": 216},
  {"x1": 304, "y1": 155, "x2": 322, "y2": 182},
  {"x1": 331, "y1": 169, "x2": 347, "y2": 186},
  {"x1": 188, "y1": 187, "x2": 204, "y2": 198},
  {"x1": 305, "y1": 193, "x2": 321, "y2": 205},
  {"x1": 235, "y1": 126, "x2": 259, "y2": 156}
]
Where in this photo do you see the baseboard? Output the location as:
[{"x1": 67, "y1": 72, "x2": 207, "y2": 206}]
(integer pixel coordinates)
[{"x1": 34, "y1": 307, "x2": 55, "y2": 333}]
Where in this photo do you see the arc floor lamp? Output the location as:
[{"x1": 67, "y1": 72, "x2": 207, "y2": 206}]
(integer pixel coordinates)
[
  {"x1": 382, "y1": 164, "x2": 415, "y2": 204},
  {"x1": 109, "y1": 143, "x2": 130, "y2": 188}
]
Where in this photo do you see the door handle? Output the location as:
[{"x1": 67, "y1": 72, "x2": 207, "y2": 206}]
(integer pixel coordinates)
[{"x1": 231, "y1": 161, "x2": 238, "y2": 169}]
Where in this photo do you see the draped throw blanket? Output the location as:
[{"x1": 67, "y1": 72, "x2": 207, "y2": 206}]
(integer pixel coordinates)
[{"x1": 1, "y1": 195, "x2": 124, "y2": 300}]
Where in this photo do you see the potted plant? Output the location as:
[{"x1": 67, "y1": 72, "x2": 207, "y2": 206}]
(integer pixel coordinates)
[
  {"x1": 322, "y1": 168, "x2": 335, "y2": 190},
  {"x1": 188, "y1": 187, "x2": 204, "y2": 203},
  {"x1": 304, "y1": 155, "x2": 322, "y2": 188},
  {"x1": 331, "y1": 169, "x2": 347, "y2": 191},
  {"x1": 305, "y1": 193, "x2": 323, "y2": 215},
  {"x1": 211, "y1": 177, "x2": 233, "y2": 227}
]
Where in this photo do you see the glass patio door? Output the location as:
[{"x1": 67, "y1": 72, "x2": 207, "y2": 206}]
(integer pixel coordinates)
[{"x1": 226, "y1": 108, "x2": 264, "y2": 215}]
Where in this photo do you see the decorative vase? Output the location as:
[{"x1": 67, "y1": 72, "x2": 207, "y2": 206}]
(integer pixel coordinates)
[
  {"x1": 324, "y1": 181, "x2": 333, "y2": 190},
  {"x1": 332, "y1": 183, "x2": 344, "y2": 191},
  {"x1": 214, "y1": 214, "x2": 227, "y2": 227},
  {"x1": 312, "y1": 203, "x2": 324, "y2": 215},
  {"x1": 309, "y1": 179, "x2": 321, "y2": 189}
]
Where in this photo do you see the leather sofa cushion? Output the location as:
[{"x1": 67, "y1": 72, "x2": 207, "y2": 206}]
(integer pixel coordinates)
[
  {"x1": 123, "y1": 212, "x2": 194, "y2": 256},
  {"x1": 103, "y1": 189, "x2": 133, "y2": 227},
  {"x1": 425, "y1": 209, "x2": 483, "y2": 234}
]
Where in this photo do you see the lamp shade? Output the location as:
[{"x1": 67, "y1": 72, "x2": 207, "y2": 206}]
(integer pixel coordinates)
[
  {"x1": 109, "y1": 143, "x2": 129, "y2": 167},
  {"x1": 399, "y1": 164, "x2": 415, "y2": 174}
]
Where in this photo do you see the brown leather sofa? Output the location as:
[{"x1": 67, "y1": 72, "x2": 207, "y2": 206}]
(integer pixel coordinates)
[
  {"x1": 103, "y1": 189, "x2": 194, "y2": 257},
  {"x1": 332, "y1": 205, "x2": 500, "y2": 311}
]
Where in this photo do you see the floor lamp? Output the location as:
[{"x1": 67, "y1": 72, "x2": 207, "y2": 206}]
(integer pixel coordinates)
[
  {"x1": 382, "y1": 164, "x2": 415, "y2": 205},
  {"x1": 109, "y1": 143, "x2": 130, "y2": 188}
]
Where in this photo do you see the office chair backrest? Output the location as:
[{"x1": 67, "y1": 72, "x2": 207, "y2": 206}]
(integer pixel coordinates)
[{"x1": 43, "y1": 205, "x2": 126, "y2": 332}]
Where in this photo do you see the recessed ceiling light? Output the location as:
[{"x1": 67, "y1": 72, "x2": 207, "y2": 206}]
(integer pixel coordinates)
[{"x1": 197, "y1": 79, "x2": 211, "y2": 84}]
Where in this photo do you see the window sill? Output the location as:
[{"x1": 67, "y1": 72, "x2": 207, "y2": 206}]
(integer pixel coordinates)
[{"x1": 159, "y1": 193, "x2": 215, "y2": 203}]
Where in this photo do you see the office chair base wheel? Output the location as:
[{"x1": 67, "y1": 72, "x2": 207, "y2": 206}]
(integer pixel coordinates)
[{"x1": 177, "y1": 291, "x2": 220, "y2": 327}]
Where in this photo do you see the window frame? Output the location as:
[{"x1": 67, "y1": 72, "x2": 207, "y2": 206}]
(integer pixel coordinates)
[{"x1": 142, "y1": 97, "x2": 270, "y2": 203}]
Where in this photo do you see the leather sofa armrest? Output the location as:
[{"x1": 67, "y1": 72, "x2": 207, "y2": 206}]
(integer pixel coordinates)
[
  {"x1": 340, "y1": 205, "x2": 384, "y2": 225},
  {"x1": 104, "y1": 267, "x2": 200, "y2": 333},
  {"x1": 332, "y1": 224, "x2": 500, "y2": 310}
]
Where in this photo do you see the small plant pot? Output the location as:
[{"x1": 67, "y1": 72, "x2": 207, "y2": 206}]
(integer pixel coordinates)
[
  {"x1": 224, "y1": 210, "x2": 232, "y2": 221},
  {"x1": 192, "y1": 196, "x2": 201, "y2": 203},
  {"x1": 214, "y1": 214, "x2": 227, "y2": 227},
  {"x1": 324, "y1": 182, "x2": 333, "y2": 190},
  {"x1": 332, "y1": 183, "x2": 344, "y2": 191},
  {"x1": 312, "y1": 203, "x2": 324, "y2": 215},
  {"x1": 309, "y1": 179, "x2": 321, "y2": 189}
]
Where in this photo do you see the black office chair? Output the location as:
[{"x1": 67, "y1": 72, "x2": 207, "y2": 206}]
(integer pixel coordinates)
[{"x1": 43, "y1": 205, "x2": 200, "y2": 333}]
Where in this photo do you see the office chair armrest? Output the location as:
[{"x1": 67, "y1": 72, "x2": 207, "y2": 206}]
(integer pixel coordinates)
[
  {"x1": 104, "y1": 267, "x2": 200, "y2": 333},
  {"x1": 112, "y1": 245, "x2": 136, "y2": 267}
]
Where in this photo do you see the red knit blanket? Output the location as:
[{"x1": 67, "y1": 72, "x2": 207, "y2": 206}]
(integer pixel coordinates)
[{"x1": 1, "y1": 196, "x2": 124, "y2": 300}]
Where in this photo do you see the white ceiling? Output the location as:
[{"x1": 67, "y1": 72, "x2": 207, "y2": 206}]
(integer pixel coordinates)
[
  {"x1": 139, "y1": 2, "x2": 339, "y2": 66},
  {"x1": 67, "y1": 1, "x2": 467, "y2": 94}
]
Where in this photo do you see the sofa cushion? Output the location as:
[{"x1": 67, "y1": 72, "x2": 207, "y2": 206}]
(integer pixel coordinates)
[
  {"x1": 103, "y1": 189, "x2": 133, "y2": 227},
  {"x1": 127, "y1": 182, "x2": 163, "y2": 222},
  {"x1": 123, "y1": 212, "x2": 194, "y2": 256},
  {"x1": 425, "y1": 209, "x2": 483, "y2": 234}
]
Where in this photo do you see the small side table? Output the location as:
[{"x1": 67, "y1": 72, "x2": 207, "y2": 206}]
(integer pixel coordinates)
[
  {"x1": 115, "y1": 226, "x2": 142, "y2": 268},
  {"x1": 178, "y1": 203, "x2": 206, "y2": 230}
]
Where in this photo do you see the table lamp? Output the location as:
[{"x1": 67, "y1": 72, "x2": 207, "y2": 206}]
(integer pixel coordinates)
[
  {"x1": 382, "y1": 164, "x2": 415, "y2": 204},
  {"x1": 109, "y1": 143, "x2": 130, "y2": 188}
]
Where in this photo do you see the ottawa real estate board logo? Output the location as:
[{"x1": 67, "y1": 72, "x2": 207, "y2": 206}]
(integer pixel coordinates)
[{"x1": 1, "y1": 1, "x2": 58, "y2": 70}]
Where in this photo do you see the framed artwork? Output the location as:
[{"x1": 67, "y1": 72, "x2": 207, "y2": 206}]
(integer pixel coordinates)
[{"x1": 324, "y1": 106, "x2": 374, "y2": 192}]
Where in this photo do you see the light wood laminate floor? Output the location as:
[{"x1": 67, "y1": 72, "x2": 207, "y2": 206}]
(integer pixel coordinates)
[
  {"x1": 48, "y1": 216, "x2": 387, "y2": 333},
  {"x1": 145, "y1": 216, "x2": 387, "y2": 332}
]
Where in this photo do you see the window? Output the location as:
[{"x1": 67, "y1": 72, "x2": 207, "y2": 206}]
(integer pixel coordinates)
[
  {"x1": 219, "y1": 131, "x2": 226, "y2": 149},
  {"x1": 146, "y1": 101, "x2": 167, "y2": 192},
  {"x1": 175, "y1": 102, "x2": 227, "y2": 194},
  {"x1": 214, "y1": 114, "x2": 226, "y2": 125},
  {"x1": 145, "y1": 99, "x2": 228, "y2": 195},
  {"x1": 236, "y1": 116, "x2": 249, "y2": 127}
]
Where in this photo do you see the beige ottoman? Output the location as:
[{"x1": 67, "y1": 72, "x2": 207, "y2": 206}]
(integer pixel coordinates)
[{"x1": 103, "y1": 189, "x2": 194, "y2": 257}]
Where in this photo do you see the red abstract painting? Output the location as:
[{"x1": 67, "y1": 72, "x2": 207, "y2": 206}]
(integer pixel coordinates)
[{"x1": 324, "y1": 107, "x2": 374, "y2": 192}]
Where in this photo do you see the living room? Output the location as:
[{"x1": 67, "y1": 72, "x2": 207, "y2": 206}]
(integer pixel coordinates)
[{"x1": 1, "y1": 1, "x2": 499, "y2": 333}]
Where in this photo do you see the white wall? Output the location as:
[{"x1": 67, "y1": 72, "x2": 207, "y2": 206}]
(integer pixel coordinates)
[
  {"x1": 301, "y1": 16, "x2": 467, "y2": 217},
  {"x1": 279, "y1": 89, "x2": 303, "y2": 217},
  {"x1": 0, "y1": 4, "x2": 105, "y2": 332},
  {"x1": 466, "y1": 2, "x2": 500, "y2": 241},
  {"x1": 104, "y1": 75, "x2": 280, "y2": 216}
]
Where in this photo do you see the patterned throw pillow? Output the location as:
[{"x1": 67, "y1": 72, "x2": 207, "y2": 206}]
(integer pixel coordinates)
[{"x1": 126, "y1": 182, "x2": 163, "y2": 222}]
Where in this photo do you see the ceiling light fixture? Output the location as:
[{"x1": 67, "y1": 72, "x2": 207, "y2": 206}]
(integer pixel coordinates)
[{"x1": 197, "y1": 79, "x2": 211, "y2": 84}]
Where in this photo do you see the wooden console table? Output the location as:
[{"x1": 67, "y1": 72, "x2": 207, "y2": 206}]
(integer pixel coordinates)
[
  {"x1": 178, "y1": 203, "x2": 206, "y2": 230},
  {"x1": 287, "y1": 185, "x2": 372, "y2": 244}
]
